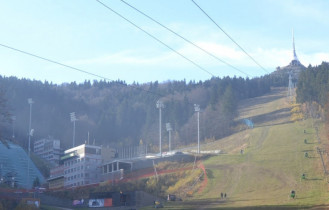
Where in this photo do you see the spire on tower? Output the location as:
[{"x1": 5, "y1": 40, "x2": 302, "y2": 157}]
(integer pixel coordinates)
[{"x1": 292, "y1": 29, "x2": 298, "y2": 61}]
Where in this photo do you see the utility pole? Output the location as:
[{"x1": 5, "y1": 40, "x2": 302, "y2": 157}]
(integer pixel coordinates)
[
  {"x1": 194, "y1": 104, "x2": 200, "y2": 154},
  {"x1": 70, "y1": 112, "x2": 77, "y2": 147},
  {"x1": 12, "y1": 116, "x2": 16, "y2": 139},
  {"x1": 27, "y1": 98, "x2": 34, "y2": 189},
  {"x1": 166, "y1": 123, "x2": 172, "y2": 153},
  {"x1": 156, "y1": 100, "x2": 164, "y2": 157}
]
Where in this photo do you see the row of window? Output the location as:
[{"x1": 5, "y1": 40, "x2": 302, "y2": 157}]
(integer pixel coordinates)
[
  {"x1": 66, "y1": 180, "x2": 89, "y2": 188},
  {"x1": 64, "y1": 165, "x2": 84, "y2": 174},
  {"x1": 65, "y1": 173, "x2": 88, "y2": 181},
  {"x1": 103, "y1": 164, "x2": 118, "y2": 174},
  {"x1": 64, "y1": 158, "x2": 86, "y2": 166},
  {"x1": 64, "y1": 157, "x2": 102, "y2": 167}
]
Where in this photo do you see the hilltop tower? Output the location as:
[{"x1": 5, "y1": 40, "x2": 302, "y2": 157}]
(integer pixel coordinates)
[{"x1": 274, "y1": 30, "x2": 306, "y2": 80}]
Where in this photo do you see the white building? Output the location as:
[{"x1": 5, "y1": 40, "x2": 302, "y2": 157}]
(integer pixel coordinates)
[
  {"x1": 62, "y1": 144, "x2": 102, "y2": 188},
  {"x1": 34, "y1": 137, "x2": 62, "y2": 166}
]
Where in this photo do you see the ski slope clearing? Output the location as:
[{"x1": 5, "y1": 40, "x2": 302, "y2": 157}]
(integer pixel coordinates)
[{"x1": 165, "y1": 88, "x2": 329, "y2": 209}]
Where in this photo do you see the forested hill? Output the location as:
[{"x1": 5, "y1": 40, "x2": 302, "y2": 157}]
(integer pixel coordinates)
[
  {"x1": 0, "y1": 75, "x2": 272, "y2": 151},
  {"x1": 297, "y1": 62, "x2": 329, "y2": 107}
]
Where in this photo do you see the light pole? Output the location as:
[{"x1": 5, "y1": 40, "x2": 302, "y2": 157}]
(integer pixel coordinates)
[
  {"x1": 166, "y1": 123, "x2": 172, "y2": 153},
  {"x1": 70, "y1": 112, "x2": 77, "y2": 147},
  {"x1": 12, "y1": 116, "x2": 16, "y2": 139},
  {"x1": 156, "y1": 100, "x2": 164, "y2": 157},
  {"x1": 27, "y1": 98, "x2": 34, "y2": 188},
  {"x1": 194, "y1": 104, "x2": 200, "y2": 154}
]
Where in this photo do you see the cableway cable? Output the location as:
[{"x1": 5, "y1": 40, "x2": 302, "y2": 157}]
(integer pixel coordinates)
[
  {"x1": 96, "y1": 0, "x2": 215, "y2": 77},
  {"x1": 0, "y1": 43, "x2": 164, "y2": 97},
  {"x1": 120, "y1": 0, "x2": 251, "y2": 77},
  {"x1": 0, "y1": 43, "x2": 209, "y2": 108},
  {"x1": 191, "y1": 0, "x2": 269, "y2": 74}
]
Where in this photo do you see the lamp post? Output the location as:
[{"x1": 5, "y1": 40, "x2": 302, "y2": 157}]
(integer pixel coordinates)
[
  {"x1": 27, "y1": 98, "x2": 34, "y2": 188},
  {"x1": 12, "y1": 116, "x2": 16, "y2": 139},
  {"x1": 156, "y1": 100, "x2": 164, "y2": 157},
  {"x1": 194, "y1": 104, "x2": 200, "y2": 154},
  {"x1": 166, "y1": 123, "x2": 172, "y2": 153},
  {"x1": 70, "y1": 112, "x2": 77, "y2": 147}
]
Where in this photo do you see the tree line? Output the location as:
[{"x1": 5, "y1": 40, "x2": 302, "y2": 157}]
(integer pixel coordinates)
[
  {"x1": 0, "y1": 75, "x2": 272, "y2": 151},
  {"x1": 296, "y1": 62, "x2": 329, "y2": 107}
]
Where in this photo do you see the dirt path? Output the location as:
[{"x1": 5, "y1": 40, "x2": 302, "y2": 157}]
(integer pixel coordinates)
[
  {"x1": 197, "y1": 162, "x2": 208, "y2": 194},
  {"x1": 110, "y1": 165, "x2": 194, "y2": 184}
]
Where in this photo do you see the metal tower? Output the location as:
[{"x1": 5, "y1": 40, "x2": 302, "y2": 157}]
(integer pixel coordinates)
[{"x1": 288, "y1": 72, "x2": 294, "y2": 103}]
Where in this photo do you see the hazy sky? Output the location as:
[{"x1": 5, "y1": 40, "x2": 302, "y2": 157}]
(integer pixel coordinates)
[{"x1": 1, "y1": 0, "x2": 328, "y2": 84}]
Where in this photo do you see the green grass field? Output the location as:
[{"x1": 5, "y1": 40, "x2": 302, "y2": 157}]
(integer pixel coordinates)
[{"x1": 161, "y1": 88, "x2": 329, "y2": 209}]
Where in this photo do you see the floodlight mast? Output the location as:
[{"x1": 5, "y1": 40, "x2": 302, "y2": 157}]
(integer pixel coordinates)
[
  {"x1": 194, "y1": 104, "x2": 200, "y2": 154},
  {"x1": 156, "y1": 100, "x2": 164, "y2": 157},
  {"x1": 70, "y1": 112, "x2": 77, "y2": 147},
  {"x1": 27, "y1": 98, "x2": 34, "y2": 188},
  {"x1": 166, "y1": 123, "x2": 172, "y2": 153},
  {"x1": 12, "y1": 116, "x2": 16, "y2": 139}
]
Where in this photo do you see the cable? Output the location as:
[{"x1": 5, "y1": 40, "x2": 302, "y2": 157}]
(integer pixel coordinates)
[
  {"x1": 96, "y1": 0, "x2": 215, "y2": 77},
  {"x1": 0, "y1": 43, "x2": 204, "y2": 108},
  {"x1": 120, "y1": 0, "x2": 251, "y2": 77},
  {"x1": 191, "y1": 0, "x2": 269, "y2": 74},
  {"x1": 0, "y1": 43, "x2": 164, "y2": 98}
]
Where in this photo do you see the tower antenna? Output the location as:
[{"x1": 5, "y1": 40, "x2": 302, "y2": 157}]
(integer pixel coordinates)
[{"x1": 292, "y1": 29, "x2": 298, "y2": 61}]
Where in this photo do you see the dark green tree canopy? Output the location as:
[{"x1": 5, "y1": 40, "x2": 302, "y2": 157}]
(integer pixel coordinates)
[{"x1": 0, "y1": 75, "x2": 272, "y2": 150}]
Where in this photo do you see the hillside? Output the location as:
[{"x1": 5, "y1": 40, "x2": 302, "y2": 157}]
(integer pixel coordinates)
[
  {"x1": 164, "y1": 87, "x2": 329, "y2": 209},
  {"x1": 0, "y1": 76, "x2": 271, "y2": 151}
]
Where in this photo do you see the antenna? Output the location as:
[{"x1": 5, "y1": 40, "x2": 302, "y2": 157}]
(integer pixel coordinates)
[{"x1": 292, "y1": 29, "x2": 298, "y2": 61}]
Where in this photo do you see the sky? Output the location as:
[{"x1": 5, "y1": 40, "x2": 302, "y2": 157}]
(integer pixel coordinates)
[{"x1": 0, "y1": 0, "x2": 329, "y2": 84}]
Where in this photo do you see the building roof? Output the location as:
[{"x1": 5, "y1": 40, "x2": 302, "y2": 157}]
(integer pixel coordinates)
[{"x1": 64, "y1": 143, "x2": 101, "y2": 154}]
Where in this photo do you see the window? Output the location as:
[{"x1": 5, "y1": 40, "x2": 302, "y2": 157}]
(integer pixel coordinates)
[{"x1": 85, "y1": 147, "x2": 97, "y2": 155}]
